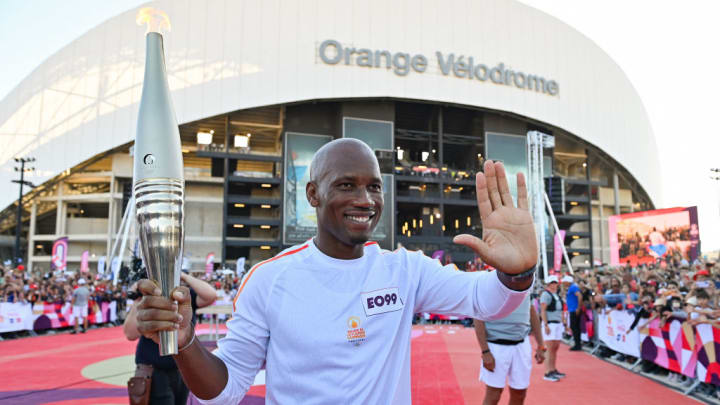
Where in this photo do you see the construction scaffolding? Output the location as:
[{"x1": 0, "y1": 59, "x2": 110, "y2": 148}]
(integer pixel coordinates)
[{"x1": 526, "y1": 131, "x2": 574, "y2": 280}]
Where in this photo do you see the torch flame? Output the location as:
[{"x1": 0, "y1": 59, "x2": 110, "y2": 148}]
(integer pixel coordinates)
[{"x1": 136, "y1": 7, "x2": 171, "y2": 35}]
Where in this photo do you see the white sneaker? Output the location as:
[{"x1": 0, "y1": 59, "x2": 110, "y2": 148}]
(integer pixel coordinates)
[{"x1": 543, "y1": 372, "x2": 560, "y2": 382}]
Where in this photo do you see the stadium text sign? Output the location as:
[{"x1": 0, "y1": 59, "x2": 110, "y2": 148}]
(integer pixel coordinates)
[{"x1": 318, "y1": 39, "x2": 559, "y2": 96}]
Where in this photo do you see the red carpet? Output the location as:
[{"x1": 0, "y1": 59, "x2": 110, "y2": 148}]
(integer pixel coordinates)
[{"x1": 0, "y1": 325, "x2": 699, "y2": 404}]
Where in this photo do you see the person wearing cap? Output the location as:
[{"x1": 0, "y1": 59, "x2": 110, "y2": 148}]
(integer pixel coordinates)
[
  {"x1": 474, "y1": 293, "x2": 546, "y2": 404},
  {"x1": 540, "y1": 275, "x2": 566, "y2": 380},
  {"x1": 562, "y1": 275, "x2": 583, "y2": 351},
  {"x1": 694, "y1": 269, "x2": 712, "y2": 288},
  {"x1": 688, "y1": 289, "x2": 716, "y2": 324},
  {"x1": 71, "y1": 277, "x2": 91, "y2": 334}
]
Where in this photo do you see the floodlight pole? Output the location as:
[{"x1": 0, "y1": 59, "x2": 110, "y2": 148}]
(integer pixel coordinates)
[{"x1": 12, "y1": 157, "x2": 36, "y2": 265}]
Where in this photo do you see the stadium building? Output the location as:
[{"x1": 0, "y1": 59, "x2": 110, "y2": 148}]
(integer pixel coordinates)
[{"x1": 0, "y1": 0, "x2": 660, "y2": 272}]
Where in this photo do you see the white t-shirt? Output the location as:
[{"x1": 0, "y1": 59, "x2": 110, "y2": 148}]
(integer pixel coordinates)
[
  {"x1": 200, "y1": 240, "x2": 529, "y2": 405},
  {"x1": 649, "y1": 231, "x2": 665, "y2": 246}
]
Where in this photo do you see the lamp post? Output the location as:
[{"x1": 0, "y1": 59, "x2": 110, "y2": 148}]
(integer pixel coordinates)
[
  {"x1": 12, "y1": 157, "x2": 36, "y2": 266},
  {"x1": 712, "y1": 168, "x2": 720, "y2": 218}
]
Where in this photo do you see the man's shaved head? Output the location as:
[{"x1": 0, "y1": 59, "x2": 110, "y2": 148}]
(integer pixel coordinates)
[
  {"x1": 309, "y1": 138, "x2": 378, "y2": 183},
  {"x1": 305, "y1": 138, "x2": 384, "y2": 258}
]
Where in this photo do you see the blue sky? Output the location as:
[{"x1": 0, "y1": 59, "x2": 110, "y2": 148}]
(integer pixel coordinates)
[
  {"x1": 0, "y1": 0, "x2": 148, "y2": 99},
  {"x1": 1, "y1": 0, "x2": 718, "y2": 251}
]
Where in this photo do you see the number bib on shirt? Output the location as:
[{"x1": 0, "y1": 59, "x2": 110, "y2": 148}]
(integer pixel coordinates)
[{"x1": 361, "y1": 287, "x2": 403, "y2": 316}]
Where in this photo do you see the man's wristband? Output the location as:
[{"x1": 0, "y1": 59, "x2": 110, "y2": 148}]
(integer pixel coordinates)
[
  {"x1": 482, "y1": 349, "x2": 491, "y2": 354},
  {"x1": 499, "y1": 265, "x2": 537, "y2": 283}
]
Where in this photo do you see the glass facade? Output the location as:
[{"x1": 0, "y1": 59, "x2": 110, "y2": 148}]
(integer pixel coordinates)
[{"x1": 2, "y1": 99, "x2": 654, "y2": 272}]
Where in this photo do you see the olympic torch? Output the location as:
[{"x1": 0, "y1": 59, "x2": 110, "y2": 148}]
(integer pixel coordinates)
[{"x1": 133, "y1": 8, "x2": 184, "y2": 356}]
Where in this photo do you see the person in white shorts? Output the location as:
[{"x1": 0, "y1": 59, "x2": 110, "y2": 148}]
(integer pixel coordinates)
[
  {"x1": 539, "y1": 275, "x2": 566, "y2": 381},
  {"x1": 474, "y1": 293, "x2": 546, "y2": 404},
  {"x1": 71, "y1": 278, "x2": 90, "y2": 334}
]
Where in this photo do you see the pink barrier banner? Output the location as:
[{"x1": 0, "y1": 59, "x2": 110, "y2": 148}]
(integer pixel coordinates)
[
  {"x1": 640, "y1": 316, "x2": 697, "y2": 379},
  {"x1": 692, "y1": 323, "x2": 720, "y2": 385},
  {"x1": 31, "y1": 300, "x2": 117, "y2": 331}
]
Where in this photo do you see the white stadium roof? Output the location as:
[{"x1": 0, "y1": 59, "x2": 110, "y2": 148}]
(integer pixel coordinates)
[{"x1": 0, "y1": 0, "x2": 661, "y2": 210}]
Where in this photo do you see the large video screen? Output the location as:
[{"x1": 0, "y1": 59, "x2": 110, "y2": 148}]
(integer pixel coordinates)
[{"x1": 608, "y1": 206, "x2": 700, "y2": 266}]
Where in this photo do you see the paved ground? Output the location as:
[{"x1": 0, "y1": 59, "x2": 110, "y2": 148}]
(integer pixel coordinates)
[{"x1": 0, "y1": 324, "x2": 702, "y2": 404}]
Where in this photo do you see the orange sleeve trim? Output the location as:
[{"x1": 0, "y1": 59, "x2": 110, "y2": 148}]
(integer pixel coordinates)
[
  {"x1": 232, "y1": 244, "x2": 309, "y2": 311},
  {"x1": 364, "y1": 241, "x2": 378, "y2": 246}
]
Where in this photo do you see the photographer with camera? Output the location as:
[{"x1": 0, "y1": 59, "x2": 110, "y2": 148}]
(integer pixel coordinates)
[{"x1": 123, "y1": 270, "x2": 216, "y2": 405}]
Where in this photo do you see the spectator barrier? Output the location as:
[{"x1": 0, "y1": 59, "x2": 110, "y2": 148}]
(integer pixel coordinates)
[
  {"x1": 580, "y1": 309, "x2": 595, "y2": 342},
  {"x1": 0, "y1": 302, "x2": 34, "y2": 333},
  {"x1": 0, "y1": 300, "x2": 117, "y2": 333},
  {"x1": 595, "y1": 309, "x2": 720, "y2": 386},
  {"x1": 597, "y1": 309, "x2": 641, "y2": 357},
  {"x1": 640, "y1": 316, "x2": 696, "y2": 378}
]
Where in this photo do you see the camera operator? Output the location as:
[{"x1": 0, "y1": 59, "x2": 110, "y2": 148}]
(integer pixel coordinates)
[{"x1": 123, "y1": 270, "x2": 216, "y2": 405}]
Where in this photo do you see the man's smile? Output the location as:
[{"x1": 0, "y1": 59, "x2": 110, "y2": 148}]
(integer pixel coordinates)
[{"x1": 344, "y1": 211, "x2": 377, "y2": 224}]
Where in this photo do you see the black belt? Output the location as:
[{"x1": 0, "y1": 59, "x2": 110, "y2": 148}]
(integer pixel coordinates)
[
  {"x1": 488, "y1": 338, "x2": 524, "y2": 346},
  {"x1": 548, "y1": 320, "x2": 560, "y2": 324}
]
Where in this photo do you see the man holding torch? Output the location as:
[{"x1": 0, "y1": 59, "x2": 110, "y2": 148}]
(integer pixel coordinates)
[{"x1": 134, "y1": 139, "x2": 538, "y2": 404}]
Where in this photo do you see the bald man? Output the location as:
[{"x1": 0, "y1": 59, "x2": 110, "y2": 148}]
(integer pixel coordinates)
[{"x1": 134, "y1": 138, "x2": 538, "y2": 404}]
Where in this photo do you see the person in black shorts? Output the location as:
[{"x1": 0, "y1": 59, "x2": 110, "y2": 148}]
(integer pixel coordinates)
[{"x1": 124, "y1": 272, "x2": 216, "y2": 405}]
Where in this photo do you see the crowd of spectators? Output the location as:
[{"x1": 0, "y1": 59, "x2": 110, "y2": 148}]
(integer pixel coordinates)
[
  {"x1": 0, "y1": 264, "x2": 126, "y2": 309},
  {"x1": 562, "y1": 256, "x2": 720, "y2": 395},
  {"x1": 0, "y1": 260, "x2": 247, "y2": 338},
  {"x1": 569, "y1": 258, "x2": 720, "y2": 329}
]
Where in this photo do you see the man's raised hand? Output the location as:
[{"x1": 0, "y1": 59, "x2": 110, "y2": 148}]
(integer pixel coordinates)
[{"x1": 453, "y1": 160, "x2": 537, "y2": 275}]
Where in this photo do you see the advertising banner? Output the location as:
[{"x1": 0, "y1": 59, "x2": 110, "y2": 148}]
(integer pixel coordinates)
[
  {"x1": 283, "y1": 132, "x2": 333, "y2": 245},
  {"x1": 110, "y1": 256, "x2": 121, "y2": 285},
  {"x1": 205, "y1": 252, "x2": 215, "y2": 276},
  {"x1": 51, "y1": 237, "x2": 69, "y2": 271},
  {"x1": 597, "y1": 309, "x2": 641, "y2": 357},
  {"x1": 608, "y1": 206, "x2": 700, "y2": 266},
  {"x1": 80, "y1": 250, "x2": 90, "y2": 273},
  {"x1": 370, "y1": 173, "x2": 394, "y2": 250},
  {"x1": 0, "y1": 302, "x2": 34, "y2": 333},
  {"x1": 486, "y1": 132, "x2": 527, "y2": 203},
  {"x1": 97, "y1": 255, "x2": 106, "y2": 274},
  {"x1": 553, "y1": 230, "x2": 566, "y2": 272}
]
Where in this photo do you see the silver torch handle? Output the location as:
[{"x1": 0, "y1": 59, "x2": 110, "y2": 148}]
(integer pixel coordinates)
[{"x1": 135, "y1": 178, "x2": 184, "y2": 356}]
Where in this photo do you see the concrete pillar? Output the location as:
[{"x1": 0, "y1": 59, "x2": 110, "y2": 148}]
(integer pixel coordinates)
[
  {"x1": 55, "y1": 181, "x2": 64, "y2": 236},
  {"x1": 613, "y1": 171, "x2": 620, "y2": 215},
  {"x1": 27, "y1": 200, "x2": 37, "y2": 273},
  {"x1": 597, "y1": 200, "x2": 605, "y2": 265},
  {"x1": 106, "y1": 176, "x2": 115, "y2": 260}
]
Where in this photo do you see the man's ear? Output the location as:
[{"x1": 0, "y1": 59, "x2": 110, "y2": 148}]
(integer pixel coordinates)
[{"x1": 306, "y1": 181, "x2": 320, "y2": 207}]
